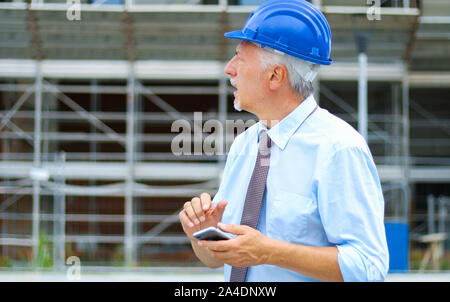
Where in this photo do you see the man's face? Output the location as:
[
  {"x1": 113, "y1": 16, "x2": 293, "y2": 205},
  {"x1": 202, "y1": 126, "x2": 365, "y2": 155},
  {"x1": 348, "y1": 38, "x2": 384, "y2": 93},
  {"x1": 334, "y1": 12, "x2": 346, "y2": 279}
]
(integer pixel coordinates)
[{"x1": 224, "y1": 41, "x2": 265, "y2": 113}]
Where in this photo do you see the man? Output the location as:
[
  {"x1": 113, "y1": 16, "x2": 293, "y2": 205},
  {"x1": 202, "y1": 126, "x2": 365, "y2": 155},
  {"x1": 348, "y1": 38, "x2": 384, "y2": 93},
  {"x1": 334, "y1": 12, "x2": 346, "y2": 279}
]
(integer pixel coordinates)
[{"x1": 179, "y1": 0, "x2": 389, "y2": 282}]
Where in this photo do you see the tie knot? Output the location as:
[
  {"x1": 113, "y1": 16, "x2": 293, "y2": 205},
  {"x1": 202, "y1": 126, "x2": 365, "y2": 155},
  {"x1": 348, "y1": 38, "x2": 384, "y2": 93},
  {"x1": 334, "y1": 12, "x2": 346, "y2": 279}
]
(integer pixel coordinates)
[{"x1": 259, "y1": 131, "x2": 271, "y2": 154}]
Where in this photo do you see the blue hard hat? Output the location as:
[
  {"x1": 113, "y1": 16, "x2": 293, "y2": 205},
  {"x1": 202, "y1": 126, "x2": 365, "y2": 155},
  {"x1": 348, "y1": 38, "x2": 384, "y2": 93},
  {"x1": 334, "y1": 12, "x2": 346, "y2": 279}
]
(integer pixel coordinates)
[{"x1": 224, "y1": 0, "x2": 332, "y2": 65}]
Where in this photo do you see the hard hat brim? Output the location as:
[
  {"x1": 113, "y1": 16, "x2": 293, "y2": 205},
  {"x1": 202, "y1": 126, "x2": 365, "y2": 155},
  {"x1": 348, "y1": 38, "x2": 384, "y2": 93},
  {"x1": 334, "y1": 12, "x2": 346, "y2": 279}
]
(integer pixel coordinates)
[{"x1": 224, "y1": 30, "x2": 247, "y2": 40}]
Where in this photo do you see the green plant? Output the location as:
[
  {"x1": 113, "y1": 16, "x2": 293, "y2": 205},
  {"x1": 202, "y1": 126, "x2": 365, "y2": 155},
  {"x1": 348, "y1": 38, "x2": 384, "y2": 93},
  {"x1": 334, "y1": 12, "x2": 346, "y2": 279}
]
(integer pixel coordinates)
[
  {"x1": 0, "y1": 255, "x2": 12, "y2": 267},
  {"x1": 35, "y1": 231, "x2": 53, "y2": 268},
  {"x1": 110, "y1": 245, "x2": 124, "y2": 266}
]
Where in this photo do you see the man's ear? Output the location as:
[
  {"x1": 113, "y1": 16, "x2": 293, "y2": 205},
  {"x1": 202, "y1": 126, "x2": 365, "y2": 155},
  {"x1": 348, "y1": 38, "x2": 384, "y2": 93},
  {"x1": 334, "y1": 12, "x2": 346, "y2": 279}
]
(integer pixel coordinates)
[{"x1": 269, "y1": 64, "x2": 288, "y2": 91}]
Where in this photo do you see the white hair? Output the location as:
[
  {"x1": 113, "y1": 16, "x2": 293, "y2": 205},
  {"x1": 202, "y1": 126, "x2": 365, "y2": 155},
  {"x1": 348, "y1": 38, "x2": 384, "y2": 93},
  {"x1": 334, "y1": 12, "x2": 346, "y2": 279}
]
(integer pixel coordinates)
[{"x1": 255, "y1": 43, "x2": 320, "y2": 100}]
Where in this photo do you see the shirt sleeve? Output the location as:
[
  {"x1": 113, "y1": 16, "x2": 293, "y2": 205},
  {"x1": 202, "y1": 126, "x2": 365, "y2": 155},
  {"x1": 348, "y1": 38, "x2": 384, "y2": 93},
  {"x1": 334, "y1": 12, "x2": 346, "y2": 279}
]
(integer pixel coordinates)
[{"x1": 316, "y1": 145, "x2": 389, "y2": 282}]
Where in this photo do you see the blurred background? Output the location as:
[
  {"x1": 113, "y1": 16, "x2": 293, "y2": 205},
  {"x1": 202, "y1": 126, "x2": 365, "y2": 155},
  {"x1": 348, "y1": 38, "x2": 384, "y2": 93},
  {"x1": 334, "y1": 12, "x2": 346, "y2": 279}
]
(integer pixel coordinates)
[{"x1": 0, "y1": 0, "x2": 449, "y2": 281}]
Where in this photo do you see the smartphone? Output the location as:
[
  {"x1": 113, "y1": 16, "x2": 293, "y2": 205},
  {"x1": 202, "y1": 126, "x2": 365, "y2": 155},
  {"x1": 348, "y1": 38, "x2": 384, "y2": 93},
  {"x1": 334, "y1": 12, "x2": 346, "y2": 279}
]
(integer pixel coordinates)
[{"x1": 193, "y1": 226, "x2": 232, "y2": 241}]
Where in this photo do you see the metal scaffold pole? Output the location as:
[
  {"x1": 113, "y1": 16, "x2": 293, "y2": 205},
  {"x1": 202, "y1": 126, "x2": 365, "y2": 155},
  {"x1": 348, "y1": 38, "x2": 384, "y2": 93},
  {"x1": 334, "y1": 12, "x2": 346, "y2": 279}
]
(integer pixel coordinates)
[
  {"x1": 402, "y1": 65, "x2": 411, "y2": 223},
  {"x1": 53, "y1": 152, "x2": 66, "y2": 270},
  {"x1": 125, "y1": 63, "x2": 136, "y2": 266},
  {"x1": 32, "y1": 62, "x2": 42, "y2": 266},
  {"x1": 219, "y1": 72, "x2": 228, "y2": 161},
  {"x1": 358, "y1": 52, "x2": 368, "y2": 141},
  {"x1": 352, "y1": 17, "x2": 373, "y2": 141},
  {"x1": 352, "y1": 16, "x2": 373, "y2": 142}
]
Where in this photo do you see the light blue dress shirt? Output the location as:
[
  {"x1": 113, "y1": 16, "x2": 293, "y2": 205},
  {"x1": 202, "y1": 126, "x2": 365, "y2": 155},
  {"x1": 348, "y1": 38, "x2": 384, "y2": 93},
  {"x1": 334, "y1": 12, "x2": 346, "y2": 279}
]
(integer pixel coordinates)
[{"x1": 212, "y1": 95, "x2": 389, "y2": 282}]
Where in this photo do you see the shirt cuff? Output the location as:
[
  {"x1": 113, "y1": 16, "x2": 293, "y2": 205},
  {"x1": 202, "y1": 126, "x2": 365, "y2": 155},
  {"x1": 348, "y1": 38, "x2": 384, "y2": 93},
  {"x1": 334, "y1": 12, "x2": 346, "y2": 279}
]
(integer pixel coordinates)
[{"x1": 337, "y1": 244, "x2": 386, "y2": 282}]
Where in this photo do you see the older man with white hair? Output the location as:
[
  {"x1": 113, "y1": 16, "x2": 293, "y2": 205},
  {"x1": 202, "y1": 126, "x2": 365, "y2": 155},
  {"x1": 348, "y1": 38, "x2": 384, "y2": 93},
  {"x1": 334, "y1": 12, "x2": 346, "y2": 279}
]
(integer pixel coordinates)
[{"x1": 179, "y1": 0, "x2": 389, "y2": 282}]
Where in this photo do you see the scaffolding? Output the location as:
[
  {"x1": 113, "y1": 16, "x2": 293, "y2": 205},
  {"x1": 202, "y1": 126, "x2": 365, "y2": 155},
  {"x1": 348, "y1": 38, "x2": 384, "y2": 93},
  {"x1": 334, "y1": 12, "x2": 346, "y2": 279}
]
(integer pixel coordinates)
[{"x1": 0, "y1": 0, "x2": 449, "y2": 269}]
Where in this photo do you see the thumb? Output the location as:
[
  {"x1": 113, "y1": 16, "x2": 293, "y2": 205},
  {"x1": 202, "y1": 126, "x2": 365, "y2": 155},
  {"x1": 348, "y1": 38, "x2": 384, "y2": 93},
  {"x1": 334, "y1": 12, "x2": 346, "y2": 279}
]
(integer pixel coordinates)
[{"x1": 218, "y1": 222, "x2": 249, "y2": 235}]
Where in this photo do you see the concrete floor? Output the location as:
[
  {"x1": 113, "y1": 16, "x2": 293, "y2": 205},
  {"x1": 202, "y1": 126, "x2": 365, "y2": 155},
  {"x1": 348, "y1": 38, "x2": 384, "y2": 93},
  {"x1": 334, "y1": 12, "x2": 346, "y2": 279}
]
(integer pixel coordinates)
[{"x1": 0, "y1": 269, "x2": 449, "y2": 282}]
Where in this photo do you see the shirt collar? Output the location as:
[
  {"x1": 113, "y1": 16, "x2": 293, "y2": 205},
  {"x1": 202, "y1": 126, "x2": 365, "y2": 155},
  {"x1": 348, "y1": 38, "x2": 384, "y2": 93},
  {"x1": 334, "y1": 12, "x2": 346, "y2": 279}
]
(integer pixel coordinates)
[{"x1": 257, "y1": 94, "x2": 318, "y2": 150}]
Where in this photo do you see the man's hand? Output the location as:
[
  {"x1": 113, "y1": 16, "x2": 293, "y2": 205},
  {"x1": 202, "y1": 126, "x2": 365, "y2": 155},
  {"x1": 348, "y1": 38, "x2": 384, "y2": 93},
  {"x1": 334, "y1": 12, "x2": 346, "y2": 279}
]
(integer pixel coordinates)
[
  {"x1": 179, "y1": 192, "x2": 228, "y2": 240},
  {"x1": 198, "y1": 223, "x2": 271, "y2": 267}
]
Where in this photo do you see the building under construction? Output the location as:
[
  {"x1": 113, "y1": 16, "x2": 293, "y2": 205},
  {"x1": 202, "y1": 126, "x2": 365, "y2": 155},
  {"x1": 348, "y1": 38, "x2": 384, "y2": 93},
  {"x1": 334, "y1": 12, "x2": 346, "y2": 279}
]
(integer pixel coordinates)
[{"x1": 0, "y1": 0, "x2": 449, "y2": 272}]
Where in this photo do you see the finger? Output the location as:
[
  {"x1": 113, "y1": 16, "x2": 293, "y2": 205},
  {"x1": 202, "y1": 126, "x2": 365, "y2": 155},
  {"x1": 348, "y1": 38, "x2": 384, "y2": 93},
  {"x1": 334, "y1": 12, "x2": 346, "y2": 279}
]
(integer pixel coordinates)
[
  {"x1": 218, "y1": 223, "x2": 249, "y2": 235},
  {"x1": 200, "y1": 192, "x2": 212, "y2": 211},
  {"x1": 213, "y1": 200, "x2": 228, "y2": 219},
  {"x1": 184, "y1": 201, "x2": 200, "y2": 225},
  {"x1": 209, "y1": 250, "x2": 233, "y2": 263},
  {"x1": 198, "y1": 240, "x2": 230, "y2": 252},
  {"x1": 179, "y1": 209, "x2": 194, "y2": 228},
  {"x1": 191, "y1": 197, "x2": 205, "y2": 223},
  {"x1": 191, "y1": 197, "x2": 205, "y2": 222}
]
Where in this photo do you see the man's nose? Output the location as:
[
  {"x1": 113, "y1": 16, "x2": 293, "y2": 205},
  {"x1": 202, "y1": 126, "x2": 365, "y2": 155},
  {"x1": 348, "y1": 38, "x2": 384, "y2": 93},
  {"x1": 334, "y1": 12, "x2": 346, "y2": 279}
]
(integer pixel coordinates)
[{"x1": 224, "y1": 57, "x2": 236, "y2": 77}]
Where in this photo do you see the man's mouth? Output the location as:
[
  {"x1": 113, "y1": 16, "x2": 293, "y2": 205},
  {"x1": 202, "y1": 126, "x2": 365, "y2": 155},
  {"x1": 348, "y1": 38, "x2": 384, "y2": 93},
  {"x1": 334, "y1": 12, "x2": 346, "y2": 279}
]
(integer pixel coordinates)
[
  {"x1": 230, "y1": 78, "x2": 237, "y2": 89},
  {"x1": 230, "y1": 78, "x2": 238, "y2": 100}
]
